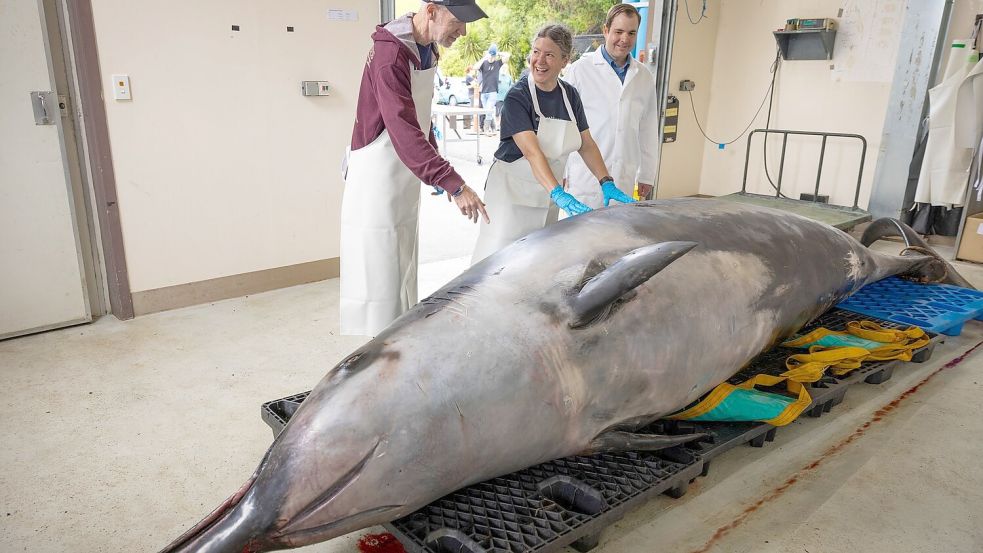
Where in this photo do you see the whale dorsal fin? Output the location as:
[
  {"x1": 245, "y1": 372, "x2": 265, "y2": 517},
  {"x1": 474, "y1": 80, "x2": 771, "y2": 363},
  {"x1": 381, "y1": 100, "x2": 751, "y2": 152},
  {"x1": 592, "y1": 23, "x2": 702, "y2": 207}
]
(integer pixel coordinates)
[{"x1": 569, "y1": 241, "x2": 697, "y2": 328}]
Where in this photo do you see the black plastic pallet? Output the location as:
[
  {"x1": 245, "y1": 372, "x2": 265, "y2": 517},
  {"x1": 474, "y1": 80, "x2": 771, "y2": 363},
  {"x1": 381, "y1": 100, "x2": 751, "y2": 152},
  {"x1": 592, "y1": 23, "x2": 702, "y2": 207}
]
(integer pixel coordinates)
[{"x1": 260, "y1": 308, "x2": 939, "y2": 553}]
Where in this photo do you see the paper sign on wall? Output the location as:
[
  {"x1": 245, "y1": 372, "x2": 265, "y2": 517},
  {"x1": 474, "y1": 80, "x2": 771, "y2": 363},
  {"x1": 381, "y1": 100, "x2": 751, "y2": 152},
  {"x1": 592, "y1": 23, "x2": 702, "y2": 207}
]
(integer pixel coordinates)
[{"x1": 327, "y1": 9, "x2": 358, "y2": 21}]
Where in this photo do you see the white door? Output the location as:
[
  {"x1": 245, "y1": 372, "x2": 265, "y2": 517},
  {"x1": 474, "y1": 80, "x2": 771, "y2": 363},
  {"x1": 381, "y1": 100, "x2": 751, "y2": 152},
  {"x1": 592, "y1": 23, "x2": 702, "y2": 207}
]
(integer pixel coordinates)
[{"x1": 1, "y1": 0, "x2": 91, "y2": 339}]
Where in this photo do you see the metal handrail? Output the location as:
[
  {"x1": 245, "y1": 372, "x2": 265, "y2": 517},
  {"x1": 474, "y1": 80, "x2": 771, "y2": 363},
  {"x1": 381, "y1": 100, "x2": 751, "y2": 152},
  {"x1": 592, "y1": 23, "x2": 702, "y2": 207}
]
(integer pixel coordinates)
[{"x1": 740, "y1": 129, "x2": 868, "y2": 210}]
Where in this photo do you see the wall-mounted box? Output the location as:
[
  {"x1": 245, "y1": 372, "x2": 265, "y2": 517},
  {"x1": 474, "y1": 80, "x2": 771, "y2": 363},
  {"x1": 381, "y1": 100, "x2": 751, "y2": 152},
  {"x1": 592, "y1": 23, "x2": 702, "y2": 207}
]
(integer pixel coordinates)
[
  {"x1": 773, "y1": 29, "x2": 837, "y2": 60},
  {"x1": 301, "y1": 81, "x2": 330, "y2": 96},
  {"x1": 785, "y1": 17, "x2": 836, "y2": 31}
]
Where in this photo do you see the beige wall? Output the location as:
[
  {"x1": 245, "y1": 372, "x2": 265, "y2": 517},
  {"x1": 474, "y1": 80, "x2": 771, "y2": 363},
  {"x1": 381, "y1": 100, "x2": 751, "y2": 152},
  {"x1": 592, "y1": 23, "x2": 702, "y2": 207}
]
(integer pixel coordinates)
[
  {"x1": 696, "y1": 0, "x2": 904, "y2": 208},
  {"x1": 657, "y1": 0, "x2": 720, "y2": 198},
  {"x1": 90, "y1": 0, "x2": 376, "y2": 293}
]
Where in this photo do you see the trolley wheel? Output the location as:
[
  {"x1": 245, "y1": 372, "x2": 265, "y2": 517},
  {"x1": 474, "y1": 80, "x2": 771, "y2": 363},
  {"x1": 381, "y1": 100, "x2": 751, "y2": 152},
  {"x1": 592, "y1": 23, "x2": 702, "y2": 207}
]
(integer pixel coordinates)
[{"x1": 477, "y1": 156, "x2": 483, "y2": 165}]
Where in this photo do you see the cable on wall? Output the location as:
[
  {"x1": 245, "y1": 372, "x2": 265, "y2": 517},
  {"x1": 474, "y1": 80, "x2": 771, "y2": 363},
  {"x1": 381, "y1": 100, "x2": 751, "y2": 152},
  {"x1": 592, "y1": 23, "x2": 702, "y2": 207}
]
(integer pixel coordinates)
[
  {"x1": 761, "y1": 49, "x2": 785, "y2": 195},
  {"x1": 685, "y1": 50, "x2": 780, "y2": 147},
  {"x1": 683, "y1": 0, "x2": 708, "y2": 25}
]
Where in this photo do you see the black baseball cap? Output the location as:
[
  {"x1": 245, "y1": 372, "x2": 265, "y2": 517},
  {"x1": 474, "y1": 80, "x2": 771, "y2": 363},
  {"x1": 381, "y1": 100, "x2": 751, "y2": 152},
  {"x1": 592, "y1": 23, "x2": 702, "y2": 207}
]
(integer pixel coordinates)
[{"x1": 426, "y1": 0, "x2": 487, "y2": 23}]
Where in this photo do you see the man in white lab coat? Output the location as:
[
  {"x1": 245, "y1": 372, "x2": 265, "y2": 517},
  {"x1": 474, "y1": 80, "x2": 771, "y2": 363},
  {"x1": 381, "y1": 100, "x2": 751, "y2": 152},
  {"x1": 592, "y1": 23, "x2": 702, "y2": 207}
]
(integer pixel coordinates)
[{"x1": 564, "y1": 3, "x2": 660, "y2": 207}]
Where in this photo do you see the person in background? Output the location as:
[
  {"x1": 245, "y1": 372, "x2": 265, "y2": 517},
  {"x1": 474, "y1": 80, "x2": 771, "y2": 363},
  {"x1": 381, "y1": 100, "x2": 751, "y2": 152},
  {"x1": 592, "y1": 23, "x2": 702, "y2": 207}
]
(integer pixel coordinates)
[
  {"x1": 464, "y1": 65, "x2": 479, "y2": 128},
  {"x1": 495, "y1": 55, "x2": 514, "y2": 131},
  {"x1": 471, "y1": 23, "x2": 633, "y2": 265},
  {"x1": 477, "y1": 44, "x2": 504, "y2": 134},
  {"x1": 464, "y1": 65, "x2": 477, "y2": 94},
  {"x1": 519, "y1": 53, "x2": 531, "y2": 80},
  {"x1": 563, "y1": 3, "x2": 660, "y2": 206},
  {"x1": 341, "y1": 0, "x2": 490, "y2": 337}
]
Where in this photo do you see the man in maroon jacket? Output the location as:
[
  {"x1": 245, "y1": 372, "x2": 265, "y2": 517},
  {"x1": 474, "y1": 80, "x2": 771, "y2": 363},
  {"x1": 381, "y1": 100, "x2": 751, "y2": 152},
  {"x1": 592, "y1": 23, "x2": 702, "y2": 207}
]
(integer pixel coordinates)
[{"x1": 340, "y1": 0, "x2": 489, "y2": 337}]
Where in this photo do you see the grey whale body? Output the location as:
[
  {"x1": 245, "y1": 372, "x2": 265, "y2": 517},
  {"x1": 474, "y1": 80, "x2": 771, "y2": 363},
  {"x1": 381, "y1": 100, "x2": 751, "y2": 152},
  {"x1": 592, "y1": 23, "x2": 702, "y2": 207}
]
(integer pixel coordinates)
[{"x1": 162, "y1": 198, "x2": 962, "y2": 552}]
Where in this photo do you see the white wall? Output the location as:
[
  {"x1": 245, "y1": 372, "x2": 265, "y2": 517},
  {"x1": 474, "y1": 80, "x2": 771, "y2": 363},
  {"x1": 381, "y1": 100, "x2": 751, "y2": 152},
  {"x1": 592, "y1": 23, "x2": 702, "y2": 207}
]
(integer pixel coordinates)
[
  {"x1": 657, "y1": 0, "x2": 720, "y2": 199},
  {"x1": 697, "y1": 0, "x2": 905, "y2": 208},
  {"x1": 90, "y1": 0, "x2": 376, "y2": 292}
]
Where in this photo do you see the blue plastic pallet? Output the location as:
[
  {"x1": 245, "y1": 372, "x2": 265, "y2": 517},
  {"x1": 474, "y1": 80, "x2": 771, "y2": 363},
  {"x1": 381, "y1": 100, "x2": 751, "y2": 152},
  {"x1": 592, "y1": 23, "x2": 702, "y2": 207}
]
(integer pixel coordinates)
[{"x1": 838, "y1": 277, "x2": 983, "y2": 336}]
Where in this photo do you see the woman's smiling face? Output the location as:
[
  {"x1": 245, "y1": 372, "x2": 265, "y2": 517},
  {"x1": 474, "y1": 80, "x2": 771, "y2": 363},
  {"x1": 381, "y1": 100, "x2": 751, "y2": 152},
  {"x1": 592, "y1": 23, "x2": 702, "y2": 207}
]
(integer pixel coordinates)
[{"x1": 529, "y1": 37, "x2": 568, "y2": 87}]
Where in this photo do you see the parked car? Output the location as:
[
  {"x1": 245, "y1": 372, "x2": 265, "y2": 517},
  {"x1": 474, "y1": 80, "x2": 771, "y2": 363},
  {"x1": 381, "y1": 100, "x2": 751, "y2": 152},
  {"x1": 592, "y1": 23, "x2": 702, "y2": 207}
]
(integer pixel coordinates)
[{"x1": 434, "y1": 76, "x2": 472, "y2": 106}]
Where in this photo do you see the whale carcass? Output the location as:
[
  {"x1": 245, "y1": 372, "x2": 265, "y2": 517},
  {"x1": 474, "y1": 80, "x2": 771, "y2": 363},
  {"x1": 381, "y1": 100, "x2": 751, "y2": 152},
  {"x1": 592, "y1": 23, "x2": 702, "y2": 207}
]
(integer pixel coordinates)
[{"x1": 162, "y1": 198, "x2": 967, "y2": 552}]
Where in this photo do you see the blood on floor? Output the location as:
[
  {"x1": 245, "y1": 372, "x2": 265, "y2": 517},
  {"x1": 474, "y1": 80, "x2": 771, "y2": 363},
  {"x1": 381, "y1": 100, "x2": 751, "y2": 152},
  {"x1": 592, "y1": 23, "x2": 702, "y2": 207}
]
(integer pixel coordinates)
[{"x1": 356, "y1": 532, "x2": 407, "y2": 553}]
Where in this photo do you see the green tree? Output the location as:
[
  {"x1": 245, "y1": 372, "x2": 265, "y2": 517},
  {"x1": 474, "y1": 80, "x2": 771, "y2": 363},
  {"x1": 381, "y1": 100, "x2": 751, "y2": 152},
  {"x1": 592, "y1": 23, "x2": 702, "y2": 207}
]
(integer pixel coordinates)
[
  {"x1": 489, "y1": 0, "x2": 619, "y2": 76},
  {"x1": 391, "y1": 0, "x2": 620, "y2": 77}
]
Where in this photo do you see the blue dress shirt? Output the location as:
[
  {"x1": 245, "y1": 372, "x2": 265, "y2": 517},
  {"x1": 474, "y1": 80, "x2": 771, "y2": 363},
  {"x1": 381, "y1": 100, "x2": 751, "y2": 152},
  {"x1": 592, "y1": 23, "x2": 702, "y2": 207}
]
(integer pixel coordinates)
[{"x1": 599, "y1": 46, "x2": 629, "y2": 83}]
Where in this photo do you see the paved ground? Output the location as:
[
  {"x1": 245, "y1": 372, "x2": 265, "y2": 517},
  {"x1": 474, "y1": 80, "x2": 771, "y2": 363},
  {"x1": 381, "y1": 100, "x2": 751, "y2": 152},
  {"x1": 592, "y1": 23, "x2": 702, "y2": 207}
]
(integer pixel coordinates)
[{"x1": 418, "y1": 126, "x2": 498, "y2": 296}]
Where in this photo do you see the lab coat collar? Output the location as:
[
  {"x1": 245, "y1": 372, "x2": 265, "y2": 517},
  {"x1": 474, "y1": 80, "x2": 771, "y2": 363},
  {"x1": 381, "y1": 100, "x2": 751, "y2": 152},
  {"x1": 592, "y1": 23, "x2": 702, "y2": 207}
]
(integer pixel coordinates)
[{"x1": 589, "y1": 48, "x2": 639, "y2": 88}]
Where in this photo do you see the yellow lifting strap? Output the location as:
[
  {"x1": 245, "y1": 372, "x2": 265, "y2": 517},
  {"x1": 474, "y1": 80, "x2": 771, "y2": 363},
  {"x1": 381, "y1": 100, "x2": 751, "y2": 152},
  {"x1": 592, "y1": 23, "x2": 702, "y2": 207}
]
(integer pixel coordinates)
[
  {"x1": 782, "y1": 321, "x2": 928, "y2": 382},
  {"x1": 670, "y1": 321, "x2": 928, "y2": 428},
  {"x1": 669, "y1": 373, "x2": 813, "y2": 427}
]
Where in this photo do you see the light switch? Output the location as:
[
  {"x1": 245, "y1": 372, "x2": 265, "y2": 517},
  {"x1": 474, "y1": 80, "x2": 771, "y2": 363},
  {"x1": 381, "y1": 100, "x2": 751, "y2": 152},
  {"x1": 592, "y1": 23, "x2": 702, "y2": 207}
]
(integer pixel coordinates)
[{"x1": 112, "y1": 74, "x2": 131, "y2": 100}]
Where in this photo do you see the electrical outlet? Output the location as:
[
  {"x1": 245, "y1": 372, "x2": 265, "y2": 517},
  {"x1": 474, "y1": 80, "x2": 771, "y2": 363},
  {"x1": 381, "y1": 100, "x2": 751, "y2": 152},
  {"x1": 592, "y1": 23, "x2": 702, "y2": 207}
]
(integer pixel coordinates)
[
  {"x1": 302, "y1": 81, "x2": 331, "y2": 96},
  {"x1": 112, "y1": 74, "x2": 131, "y2": 100},
  {"x1": 679, "y1": 79, "x2": 695, "y2": 92}
]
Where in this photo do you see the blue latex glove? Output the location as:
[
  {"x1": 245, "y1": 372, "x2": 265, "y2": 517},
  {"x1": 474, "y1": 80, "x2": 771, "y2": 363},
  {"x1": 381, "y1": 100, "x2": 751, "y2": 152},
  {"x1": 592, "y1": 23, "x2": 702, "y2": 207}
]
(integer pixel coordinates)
[
  {"x1": 550, "y1": 186, "x2": 593, "y2": 217},
  {"x1": 601, "y1": 181, "x2": 636, "y2": 207}
]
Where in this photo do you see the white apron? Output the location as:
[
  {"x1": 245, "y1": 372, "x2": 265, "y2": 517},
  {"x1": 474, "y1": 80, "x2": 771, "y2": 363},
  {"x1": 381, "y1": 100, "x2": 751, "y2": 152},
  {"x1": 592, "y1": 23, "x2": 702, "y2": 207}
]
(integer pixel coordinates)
[
  {"x1": 914, "y1": 41, "x2": 982, "y2": 207},
  {"x1": 340, "y1": 64, "x2": 436, "y2": 336},
  {"x1": 471, "y1": 78, "x2": 582, "y2": 264}
]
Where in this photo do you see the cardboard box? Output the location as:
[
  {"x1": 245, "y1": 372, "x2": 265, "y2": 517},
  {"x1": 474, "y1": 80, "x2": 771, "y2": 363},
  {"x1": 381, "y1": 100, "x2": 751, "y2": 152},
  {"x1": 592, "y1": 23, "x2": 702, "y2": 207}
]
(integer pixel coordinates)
[{"x1": 957, "y1": 214, "x2": 983, "y2": 263}]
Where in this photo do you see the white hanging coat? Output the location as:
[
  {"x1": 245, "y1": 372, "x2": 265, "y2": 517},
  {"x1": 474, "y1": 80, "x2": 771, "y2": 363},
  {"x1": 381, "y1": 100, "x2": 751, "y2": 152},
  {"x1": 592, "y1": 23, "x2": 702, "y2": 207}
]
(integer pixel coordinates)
[
  {"x1": 914, "y1": 41, "x2": 983, "y2": 207},
  {"x1": 339, "y1": 64, "x2": 436, "y2": 336},
  {"x1": 471, "y1": 78, "x2": 583, "y2": 264},
  {"x1": 564, "y1": 49, "x2": 660, "y2": 208}
]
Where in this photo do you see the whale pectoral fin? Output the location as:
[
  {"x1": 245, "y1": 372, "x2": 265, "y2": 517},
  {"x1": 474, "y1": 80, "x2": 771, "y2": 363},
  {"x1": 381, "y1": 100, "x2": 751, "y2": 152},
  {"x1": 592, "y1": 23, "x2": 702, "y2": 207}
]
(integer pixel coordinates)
[
  {"x1": 585, "y1": 430, "x2": 708, "y2": 454},
  {"x1": 569, "y1": 241, "x2": 698, "y2": 328}
]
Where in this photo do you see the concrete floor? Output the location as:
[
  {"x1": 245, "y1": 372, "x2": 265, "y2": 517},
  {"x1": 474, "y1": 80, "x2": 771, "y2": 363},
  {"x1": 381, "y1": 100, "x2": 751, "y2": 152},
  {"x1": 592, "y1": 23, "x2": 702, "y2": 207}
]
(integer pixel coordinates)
[
  {"x1": 417, "y1": 124, "x2": 500, "y2": 291},
  {"x1": 3, "y1": 133, "x2": 983, "y2": 552}
]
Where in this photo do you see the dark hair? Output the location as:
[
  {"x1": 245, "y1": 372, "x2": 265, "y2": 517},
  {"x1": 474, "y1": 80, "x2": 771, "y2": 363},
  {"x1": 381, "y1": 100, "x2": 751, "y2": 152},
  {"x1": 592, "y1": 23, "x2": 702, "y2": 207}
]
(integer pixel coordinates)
[
  {"x1": 532, "y1": 23, "x2": 573, "y2": 59},
  {"x1": 604, "y1": 3, "x2": 641, "y2": 29}
]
